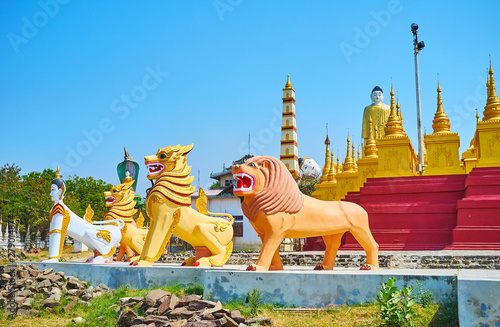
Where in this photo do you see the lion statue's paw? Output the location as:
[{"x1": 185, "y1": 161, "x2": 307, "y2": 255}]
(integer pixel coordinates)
[
  {"x1": 245, "y1": 264, "x2": 265, "y2": 271},
  {"x1": 181, "y1": 257, "x2": 197, "y2": 266},
  {"x1": 130, "y1": 260, "x2": 154, "y2": 267},
  {"x1": 193, "y1": 257, "x2": 211, "y2": 267},
  {"x1": 360, "y1": 264, "x2": 379, "y2": 271},
  {"x1": 127, "y1": 256, "x2": 140, "y2": 263}
]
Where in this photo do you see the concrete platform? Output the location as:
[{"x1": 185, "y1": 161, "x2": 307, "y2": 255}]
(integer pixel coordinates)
[{"x1": 26, "y1": 261, "x2": 500, "y2": 326}]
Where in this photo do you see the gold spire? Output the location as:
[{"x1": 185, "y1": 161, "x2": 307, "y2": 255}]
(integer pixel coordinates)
[
  {"x1": 396, "y1": 94, "x2": 405, "y2": 133},
  {"x1": 384, "y1": 83, "x2": 405, "y2": 137},
  {"x1": 352, "y1": 143, "x2": 358, "y2": 170},
  {"x1": 336, "y1": 156, "x2": 340, "y2": 174},
  {"x1": 284, "y1": 74, "x2": 293, "y2": 90},
  {"x1": 476, "y1": 108, "x2": 480, "y2": 124},
  {"x1": 320, "y1": 135, "x2": 331, "y2": 182},
  {"x1": 55, "y1": 167, "x2": 61, "y2": 178},
  {"x1": 327, "y1": 151, "x2": 336, "y2": 182},
  {"x1": 357, "y1": 145, "x2": 361, "y2": 160},
  {"x1": 343, "y1": 135, "x2": 356, "y2": 172},
  {"x1": 432, "y1": 78, "x2": 452, "y2": 134},
  {"x1": 483, "y1": 57, "x2": 500, "y2": 121},
  {"x1": 364, "y1": 116, "x2": 378, "y2": 158}
]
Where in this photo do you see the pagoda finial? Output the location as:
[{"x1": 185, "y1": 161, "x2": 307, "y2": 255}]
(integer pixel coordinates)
[
  {"x1": 432, "y1": 77, "x2": 451, "y2": 134},
  {"x1": 124, "y1": 146, "x2": 132, "y2": 160},
  {"x1": 343, "y1": 134, "x2": 356, "y2": 172},
  {"x1": 483, "y1": 56, "x2": 500, "y2": 121},
  {"x1": 284, "y1": 74, "x2": 293, "y2": 90},
  {"x1": 55, "y1": 167, "x2": 61, "y2": 178},
  {"x1": 327, "y1": 151, "x2": 336, "y2": 182},
  {"x1": 384, "y1": 82, "x2": 405, "y2": 137},
  {"x1": 320, "y1": 134, "x2": 331, "y2": 182},
  {"x1": 476, "y1": 108, "x2": 480, "y2": 124},
  {"x1": 336, "y1": 156, "x2": 340, "y2": 174},
  {"x1": 364, "y1": 116, "x2": 379, "y2": 158}
]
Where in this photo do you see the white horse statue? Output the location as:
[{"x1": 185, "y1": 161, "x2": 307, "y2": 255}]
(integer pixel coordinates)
[{"x1": 42, "y1": 168, "x2": 124, "y2": 263}]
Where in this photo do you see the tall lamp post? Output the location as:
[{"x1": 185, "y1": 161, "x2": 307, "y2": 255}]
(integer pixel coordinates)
[{"x1": 412, "y1": 23, "x2": 425, "y2": 176}]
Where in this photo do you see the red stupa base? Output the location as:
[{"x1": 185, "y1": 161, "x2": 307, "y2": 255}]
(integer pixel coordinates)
[{"x1": 303, "y1": 167, "x2": 500, "y2": 251}]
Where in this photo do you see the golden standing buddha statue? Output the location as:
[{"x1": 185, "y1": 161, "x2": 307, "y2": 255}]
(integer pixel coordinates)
[{"x1": 362, "y1": 86, "x2": 391, "y2": 141}]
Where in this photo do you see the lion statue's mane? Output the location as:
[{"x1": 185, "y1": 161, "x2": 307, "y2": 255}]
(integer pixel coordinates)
[{"x1": 241, "y1": 156, "x2": 304, "y2": 220}]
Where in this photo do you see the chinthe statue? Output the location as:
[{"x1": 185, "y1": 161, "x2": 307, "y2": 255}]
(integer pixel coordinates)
[
  {"x1": 232, "y1": 156, "x2": 379, "y2": 271},
  {"x1": 104, "y1": 180, "x2": 148, "y2": 261},
  {"x1": 362, "y1": 86, "x2": 391, "y2": 141},
  {"x1": 44, "y1": 168, "x2": 125, "y2": 263},
  {"x1": 131, "y1": 144, "x2": 234, "y2": 267}
]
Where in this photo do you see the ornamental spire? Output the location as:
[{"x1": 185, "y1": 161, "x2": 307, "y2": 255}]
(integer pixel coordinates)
[
  {"x1": 432, "y1": 78, "x2": 451, "y2": 134},
  {"x1": 284, "y1": 74, "x2": 293, "y2": 90},
  {"x1": 327, "y1": 151, "x2": 336, "y2": 182},
  {"x1": 384, "y1": 82, "x2": 405, "y2": 137},
  {"x1": 320, "y1": 134, "x2": 331, "y2": 182},
  {"x1": 483, "y1": 56, "x2": 500, "y2": 121},
  {"x1": 343, "y1": 135, "x2": 356, "y2": 172},
  {"x1": 364, "y1": 116, "x2": 378, "y2": 158},
  {"x1": 55, "y1": 167, "x2": 61, "y2": 178}
]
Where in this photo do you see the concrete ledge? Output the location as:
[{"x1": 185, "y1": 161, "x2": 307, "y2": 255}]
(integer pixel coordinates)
[{"x1": 24, "y1": 262, "x2": 500, "y2": 326}]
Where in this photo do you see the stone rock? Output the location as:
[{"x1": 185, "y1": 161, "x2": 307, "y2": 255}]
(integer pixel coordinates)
[
  {"x1": 47, "y1": 273, "x2": 62, "y2": 283},
  {"x1": 93, "y1": 291, "x2": 103, "y2": 298},
  {"x1": 18, "y1": 270, "x2": 29, "y2": 279},
  {"x1": 144, "y1": 289, "x2": 170, "y2": 307},
  {"x1": 120, "y1": 297, "x2": 132, "y2": 305},
  {"x1": 18, "y1": 289, "x2": 34, "y2": 297},
  {"x1": 230, "y1": 310, "x2": 246, "y2": 324},
  {"x1": 170, "y1": 320, "x2": 188, "y2": 327},
  {"x1": 188, "y1": 300, "x2": 217, "y2": 311},
  {"x1": 38, "y1": 279, "x2": 52, "y2": 288},
  {"x1": 66, "y1": 276, "x2": 81, "y2": 289},
  {"x1": 167, "y1": 306, "x2": 188, "y2": 318},
  {"x1": 17, "y1": 308, "x2": 34, "y2": 317},
  {"x1": 117, "y1": 309, "x2": 138, "y2": 327},
  {"x1": 158, "y1": 294, "x2": 179, "y2": 315},
  {"x1": 223, "y1": 314, "x2": 239, "y2": 327},
  {"x1": 43, "y1": 268, "x2": 53, "y2": 275},
  {"x1": 246, "y1": 317, "x2": 272, "y2": 325},
  {"x1": 72, "y1": 317, "x2": 84, "y2": 324},
  {"x1": 20, "y1": 297, "x2": 34, "y2": 309},
  {"x1": 178, "y1": 294, "x2": 203, "y2": 306},
  {"x1": 1, "y1": 273, "x2": 11, "y2": 279},
  {"x1": 64, "y1": 298, "x2": 79, "y2": 313},
  {"x1": 43, "y1": 295, "x2": 60, "y2": 308},
  {"x1": 145, "y1": 307, "x2": 156, "y2": 315}
]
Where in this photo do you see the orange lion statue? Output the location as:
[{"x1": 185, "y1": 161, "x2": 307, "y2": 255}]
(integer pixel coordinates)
[{"x1": 232, "y1": 155, "x2": 379, "y2": 271}]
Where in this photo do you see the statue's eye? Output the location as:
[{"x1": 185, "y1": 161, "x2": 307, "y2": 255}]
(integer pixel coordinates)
[
  {"x1": 160, "y1": 153, "x2": 166, "y2": 159},
  {"x1": 248, "y1": 163, "x2": 256, "y2": 167},
  {"x1": 113, "y1": 189, "x2": 117, "y2": 193}
]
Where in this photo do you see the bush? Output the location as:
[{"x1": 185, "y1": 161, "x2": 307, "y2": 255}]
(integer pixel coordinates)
[{"x1": 376, "y1": 277, "x2": 417, "y2": 327}]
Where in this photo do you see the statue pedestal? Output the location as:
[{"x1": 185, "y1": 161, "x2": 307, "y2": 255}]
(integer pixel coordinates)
[
  {"x1": 375, "y1": 136, "x2": 417, "y2": 177},
  {"x1": 476, "y1": 121, "x2": 500, "y2": 167},
  {"x1": 424, "y1": 133, "x2": 464, "y2": 175}
]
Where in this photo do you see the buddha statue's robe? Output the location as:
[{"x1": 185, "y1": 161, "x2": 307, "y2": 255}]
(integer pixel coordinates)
[{"x1": 362, "y1": 103, "x2": 391, "y2": 140}]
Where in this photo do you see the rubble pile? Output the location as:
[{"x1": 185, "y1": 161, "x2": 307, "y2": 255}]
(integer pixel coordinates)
[
  {"x1": 115, "y1": 289, "x2": 272, "y2": 327},
  {"x1": 0, "y1": 263, "x2": 110, "y2": 316}
]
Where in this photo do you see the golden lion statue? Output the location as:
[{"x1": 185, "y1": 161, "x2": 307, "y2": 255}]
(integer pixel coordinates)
[
  {"x1": 132, "y1": 144, "x2": 234, "y2": 267},
  {"x1": 104, "y1": 180, "x2": 148, "y2": 261},
  {"x1": 232, "y1": 155, "x2": 379, "y2": 271}
]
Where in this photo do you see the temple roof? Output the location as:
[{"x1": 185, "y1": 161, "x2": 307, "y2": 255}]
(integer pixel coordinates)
[{"x1": 210, "y1": 154, "x2": 254, "y2": 180}]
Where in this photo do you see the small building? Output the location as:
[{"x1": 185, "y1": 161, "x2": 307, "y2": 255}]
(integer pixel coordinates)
[{"x1": 191, "y1": 155, "x2": 261, "y2": 250}]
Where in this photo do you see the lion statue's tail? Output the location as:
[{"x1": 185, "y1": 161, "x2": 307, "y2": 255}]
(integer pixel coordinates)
[{"x1": 195, "y1": 188, "x2": 234, "y2": 225}]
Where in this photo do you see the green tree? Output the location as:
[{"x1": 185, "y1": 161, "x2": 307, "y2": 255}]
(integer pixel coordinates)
[
  {"x1": 65, "y1": 175, "x2": 112, "y2": 221},
  {"x1": 297, "y1": 176, "x2": 319, "y2": 196},
  {"x1": 0, "y1": 164, "x2": 23, "y2": 228},
  {"x1": 209, "y1": 180, "x2": 221, "y2": 189},
  {"x1": 19, "y1": 168, "x2": 56, "y2": 239}
]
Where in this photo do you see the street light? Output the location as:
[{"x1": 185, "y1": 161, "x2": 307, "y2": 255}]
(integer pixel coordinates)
[{"x1": 412, "y1": 23, "x2": 425, "y2": 176}]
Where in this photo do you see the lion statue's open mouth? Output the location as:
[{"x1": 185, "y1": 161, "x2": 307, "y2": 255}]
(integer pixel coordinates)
[
  {"x1": 233, "y1": 172, "x2": 255, "y2": 192},
  {"x1": 146, "y1": 162, "x2": 165, "y2": 177},
  {"x1": 105, "y1": 195, "x2": 116, "y2": 206}
]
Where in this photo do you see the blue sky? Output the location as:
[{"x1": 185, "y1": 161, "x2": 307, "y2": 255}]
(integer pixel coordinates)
[{"x1": 1, "y1": 0, "x2": 499, "y2": 197}]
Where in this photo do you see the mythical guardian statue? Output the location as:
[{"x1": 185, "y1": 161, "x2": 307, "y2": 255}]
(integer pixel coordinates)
[
  {"x1": 104, "y1": 180, "x2": 148, "y2": 261},
  {"x1": 44, "y1": 168, "x2": 124, "y2": 263},
  {"x1": 132, "y1": 144, "x2": 234, "y2": 267},
  {"x1": 232, "y1": 156, "x2": 379, "y2": 271}
]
